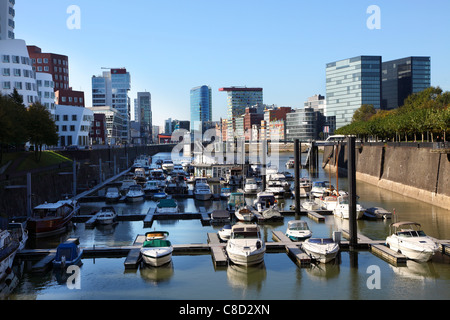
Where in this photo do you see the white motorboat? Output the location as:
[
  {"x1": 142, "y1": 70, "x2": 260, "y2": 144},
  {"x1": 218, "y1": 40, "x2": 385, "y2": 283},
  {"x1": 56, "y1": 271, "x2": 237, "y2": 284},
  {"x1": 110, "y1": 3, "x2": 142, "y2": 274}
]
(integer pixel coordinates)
[
  {"x1": 218, "y1": 224, "x2": 232, "y2": 242},
  {"x1": 105, "y1": 187, "x2": 120, "y2": 202},
  {"x1": 140, "y1": 231, "x2": 173, "y2": 267},
  {"x1": 365, "y1": 207, "x2": 392, "y2": 220},
  {"x1": 234, "y1": 206, "x2": 255, "y2": 222},
  {"x1": 96, "y1": 206, "x2": 117, "y2": 225},
  {"x1": 126, "y1": 185, "x2": 145, "y2": 202},
  {"x1": 226, "y1": 225, "x2": 266, "y2": 266},
  {"x1": 253, "y1": 192, "x2": 276, "y2": 213},
  {"x1": 302, "y1": 238, "x2": 340, "y2": 263},
  {"x1": 261, "y1": 206, "x2": 283, "y2": 222},
  {"x1": 149, "y1": 169, "x2": 165, "y2": 181},
  {"x1": 220, "y1": 187, "x2": 231, "y2": 199},
  {"x1": 194, "y1": 182, "x2": 212, "y2": 201},
  {"x1": 302, "y1": 200, "x2": 322, "y2": 211},
  {"x1": 155, "y1": 199, "x2": 179, "y2": 214},
  {"x1": 310, "y1": 181, "x2": 333, "y2": 198},
  {"x1": 172, "y1": 164, "x2": 187, "y2": 176},
  {"x1": 0, "y1": 230, "x2": 19, "y2": 281},
  {"x1": 286, "y1": 220, "x2": 312, "y2": 241},
  {"x1": 285, "y1": 157, "x2": 295, "y2": 168},
  {"x1": 161, "y1": 159, "x2": 174, "y2": 171},
  {"x1": 266, "y1": 182, "x2": 286, "y2": 197},
  {"x1": 333, "y1": 196, "x2": 365, "y2": 220},
  {"x1": 317, "y1": 195, "x2": 339, "y2": 211},
  {"x1": 385, "y1": 221, "x2": 439, "y2": 262},
  {"x1": 244, "y1": 178, "x2": 259, "y2": 194},
  {"x1": 120, "y1": 179, "x2": 137, "y2": 195},
  {"x1": 143, "y1": 180, "x2": 160, "y2": 194},
  {"x1": 7, "y1": 222, "x2": 28, "y2": 251}
]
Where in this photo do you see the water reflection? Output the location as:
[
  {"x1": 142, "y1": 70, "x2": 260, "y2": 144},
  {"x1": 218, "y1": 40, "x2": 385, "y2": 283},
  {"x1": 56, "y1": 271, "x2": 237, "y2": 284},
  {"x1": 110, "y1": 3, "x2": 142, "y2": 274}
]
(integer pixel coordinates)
[
  {"x1": 139, "y1": 262, "x2": 174, "y2": 285},
  {"x1": 227, "y1": 262, "x2": 267, "y2": 292}
]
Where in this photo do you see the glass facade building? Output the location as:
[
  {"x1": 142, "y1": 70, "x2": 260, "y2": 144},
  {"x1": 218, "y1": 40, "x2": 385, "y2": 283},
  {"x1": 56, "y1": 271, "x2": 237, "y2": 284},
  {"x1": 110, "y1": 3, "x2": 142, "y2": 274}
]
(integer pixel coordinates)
[
  {"x1": 219, "y1": 87, "x2": 263, "y2": 140},
  {"x1": 136, "y1": 92, "x2": 152, "y2": 143},
  {"x1": 92, "y1": 68, "x2": 131, "y2": 143},
  {"x1": 381, "y1": 57, "x2": 431, "y2": 110},
  {"x1": 190, "y1": 85, "x2": 212, "y2": 133},
  {"x1": 326, "y1": 56, "x2": 382, "y2": 129}
]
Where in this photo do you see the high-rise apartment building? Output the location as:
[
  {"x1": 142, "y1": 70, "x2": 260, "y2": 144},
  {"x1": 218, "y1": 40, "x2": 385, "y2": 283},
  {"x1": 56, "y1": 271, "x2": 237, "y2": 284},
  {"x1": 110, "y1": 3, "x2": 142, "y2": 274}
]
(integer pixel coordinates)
[
  {"x1": 381, "y1": 56, "x2": 431, "y2": 110},
  {"x1": 219, "y1": 87, "x2": 263, "y2": 140},
  {"x1": 326, "y1": 56, "x2": 382, "y2": 129},
  {"x1": 0, "y1": 0, "x2": 15, "y2": 40},
  {"x1": 190, "y1": 85, "x2": 212, "y2": 134},
  {"x1": 92, "y1": 68, "x2": 131, "y2": 143}
]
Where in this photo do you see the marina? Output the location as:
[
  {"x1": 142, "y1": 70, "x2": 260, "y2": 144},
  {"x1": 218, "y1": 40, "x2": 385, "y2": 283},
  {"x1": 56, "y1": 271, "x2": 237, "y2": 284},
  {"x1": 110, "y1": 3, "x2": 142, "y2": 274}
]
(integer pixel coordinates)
[{"x1": 2, "y1": 151, "x2": 450, "y2": 300}]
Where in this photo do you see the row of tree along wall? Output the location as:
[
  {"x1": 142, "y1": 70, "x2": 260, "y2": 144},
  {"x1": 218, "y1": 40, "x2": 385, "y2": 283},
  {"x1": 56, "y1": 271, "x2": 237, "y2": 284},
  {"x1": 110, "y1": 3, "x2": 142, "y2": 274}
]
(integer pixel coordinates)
[
  {"x1": 323, "y1": 142, "x2": 450, "y2": 210},
  {"x1": 0, "y1": 144, "x2": 175, "y2": 218}
]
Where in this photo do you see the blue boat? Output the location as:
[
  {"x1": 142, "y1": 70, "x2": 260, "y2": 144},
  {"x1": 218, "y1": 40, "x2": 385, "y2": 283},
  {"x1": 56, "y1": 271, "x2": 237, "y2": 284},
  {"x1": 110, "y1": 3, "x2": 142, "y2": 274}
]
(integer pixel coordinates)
[{"x1": 53, "y1": 242, "x2": 83, "y2": 268}]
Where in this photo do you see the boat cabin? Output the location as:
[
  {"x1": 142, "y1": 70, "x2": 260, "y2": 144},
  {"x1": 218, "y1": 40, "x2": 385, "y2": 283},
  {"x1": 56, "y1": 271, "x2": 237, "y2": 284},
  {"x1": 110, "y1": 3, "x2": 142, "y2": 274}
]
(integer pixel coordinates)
[
  {"x1": 32, "y1": 201, "x2": 76, "y2": 220},
  {"x1": 390, "y1": 222, "x2": 427, "y2": 238},
  {"x1": 230, "y1": 225, "x2": 261, "y2": 239}
]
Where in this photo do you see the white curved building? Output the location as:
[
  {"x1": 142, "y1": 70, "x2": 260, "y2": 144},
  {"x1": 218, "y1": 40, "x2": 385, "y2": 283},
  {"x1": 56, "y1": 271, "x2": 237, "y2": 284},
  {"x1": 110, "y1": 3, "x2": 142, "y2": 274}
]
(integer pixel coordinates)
[
  {"x1": 0, "y1": 39, "x2": 38, "y2": 104},
  {"x1": 36, "y1": 71, "x2": 55, "y2": 115}
]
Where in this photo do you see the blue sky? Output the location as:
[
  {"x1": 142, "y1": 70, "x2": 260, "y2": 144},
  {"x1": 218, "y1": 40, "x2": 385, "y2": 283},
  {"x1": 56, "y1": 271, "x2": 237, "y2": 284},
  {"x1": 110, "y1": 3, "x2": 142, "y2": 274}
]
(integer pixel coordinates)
[{"x1": 14, "y1": 0, "x2": 450, "y2": 126}]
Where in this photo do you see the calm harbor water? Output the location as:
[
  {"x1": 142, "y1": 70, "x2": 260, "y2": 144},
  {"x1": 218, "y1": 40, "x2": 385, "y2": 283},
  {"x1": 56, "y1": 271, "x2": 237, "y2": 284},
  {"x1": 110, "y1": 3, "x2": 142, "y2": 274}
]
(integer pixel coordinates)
[{"x1": 4, "y1": 152, "x2": 450, "y2": 300}]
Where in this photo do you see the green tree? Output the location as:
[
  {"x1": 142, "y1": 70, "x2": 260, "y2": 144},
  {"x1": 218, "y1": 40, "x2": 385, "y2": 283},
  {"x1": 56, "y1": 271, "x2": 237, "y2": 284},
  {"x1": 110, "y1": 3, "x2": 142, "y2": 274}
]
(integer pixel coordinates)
[
  {"x1": 25, "y1": 102, "x2": 59, "y2": 162},
  {"x1": 352, "y1": 104, "x2": 377, "y2": 123}
]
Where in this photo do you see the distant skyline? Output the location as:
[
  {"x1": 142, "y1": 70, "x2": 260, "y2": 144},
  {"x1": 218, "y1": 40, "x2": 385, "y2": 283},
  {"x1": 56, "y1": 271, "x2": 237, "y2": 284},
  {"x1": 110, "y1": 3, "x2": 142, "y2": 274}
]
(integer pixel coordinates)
[{"x1": 14, "y1": 0, "x2": 450, "y2": 126}]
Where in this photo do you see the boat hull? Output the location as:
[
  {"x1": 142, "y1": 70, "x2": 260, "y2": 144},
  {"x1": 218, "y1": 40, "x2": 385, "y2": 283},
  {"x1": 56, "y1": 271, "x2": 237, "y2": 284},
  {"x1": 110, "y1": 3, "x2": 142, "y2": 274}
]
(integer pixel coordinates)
[
  {"x1": 141, "y1": 247, "x2": 173, "y2": 267},
  {"x1": 286, "y1": 230, "x2": 312, "y2": 241},
  {"x1": 126, "y1": 195, "x2": 144, "y2": 202},
  {"x1": 0, "y1": 242, "x2": 19, "y2": 281},
  {"x1": 386, "y1": 236, "x2": 438, "y2": 262},
  {"x1": 27, "y1": 215, "x2": 75, "y2": 238},
  {"x1": 302, "y1": 241, "x2": 339, "y2": 263},
  {"x1": 194, "y1": 193, "x2": 212, "y2": 201}
]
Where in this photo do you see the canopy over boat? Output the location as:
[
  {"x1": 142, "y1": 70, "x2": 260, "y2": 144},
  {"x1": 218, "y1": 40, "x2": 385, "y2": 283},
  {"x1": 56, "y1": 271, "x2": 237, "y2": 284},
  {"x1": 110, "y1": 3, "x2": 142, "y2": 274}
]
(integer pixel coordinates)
[
  {"x1": 143, "y1": 239, "x2": 172, "y2": 248},
  {"x1": 157, "y1": 199, "x2": 177, "y2": 208}
]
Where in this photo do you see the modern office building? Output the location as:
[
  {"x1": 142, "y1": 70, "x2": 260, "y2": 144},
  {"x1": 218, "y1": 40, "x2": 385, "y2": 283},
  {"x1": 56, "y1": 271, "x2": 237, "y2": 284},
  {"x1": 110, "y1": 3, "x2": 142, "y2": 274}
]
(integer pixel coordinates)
[
  {"x1": 135, "y1": 91, "x2": 152, "y2": 144},
  {"x1": 0, "y1": 39, "x2": 38, "y2": 104},
  {"x1": 190, "y1": 85, "x2": 212, "y2": 134},
  {"x1": 326, "y1": 55, "x2": 382, "y2": 129},
  {"x1": 92, "y1": 68, "x2": 131, "y2": 144},
  {"x1": 286, "y1": 107, "x2": 321, "y2": 142},
  {"x1": 55, "y1": 88, "x2": 85, "y2": 107},
  {"x1": 219, "y1": 87, "x2": 263, "y2": 140},
  {"x1": 87, "y1": 106, "x2": 125, "y2": 146},
  {"x1": 381, "y1": 56, "x2": 431, "y2": 110},
  {"x1": 0, "y1": 0, "x2": 15, "y2": 40}
]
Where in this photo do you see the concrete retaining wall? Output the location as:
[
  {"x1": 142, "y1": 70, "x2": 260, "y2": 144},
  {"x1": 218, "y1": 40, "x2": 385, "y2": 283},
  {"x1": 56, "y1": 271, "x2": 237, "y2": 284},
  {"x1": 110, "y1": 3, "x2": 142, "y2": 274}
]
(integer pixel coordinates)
[{"x1": 323, "y1": 144, "x2": 450, "y2": 210}]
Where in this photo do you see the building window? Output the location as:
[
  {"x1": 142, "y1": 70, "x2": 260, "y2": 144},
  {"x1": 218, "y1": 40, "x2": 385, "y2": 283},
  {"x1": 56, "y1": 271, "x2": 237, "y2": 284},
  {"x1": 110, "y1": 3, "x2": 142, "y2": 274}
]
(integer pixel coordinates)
[
  {"x1": 72, "y1": 115, "x2": 77, "y2": 121},
  {"x1": 70, "y1": 125, "x2": 75, "y2": 132},
  {"x1": 62, "y1": 125, "x2": 67, "y2": 131},
  {"x1": 63, "y1": 115, "x2": 68, "y2": 121}
]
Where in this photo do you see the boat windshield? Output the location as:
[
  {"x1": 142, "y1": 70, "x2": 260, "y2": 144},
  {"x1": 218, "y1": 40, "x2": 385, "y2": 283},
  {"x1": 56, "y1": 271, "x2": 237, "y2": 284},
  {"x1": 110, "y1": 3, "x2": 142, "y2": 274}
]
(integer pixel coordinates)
[
  {"x1": 290, "y1": 223, "x2": 309, "y2": 231},
  {"x1": 313, "y1": 182, "x2": 327, "y2": 188},
  {"x1": 308, "y1": 238, "x2": 334, "y2": 244},
  {"x1": 397, "y1": 230, "x2": 427, "y2": 237}
]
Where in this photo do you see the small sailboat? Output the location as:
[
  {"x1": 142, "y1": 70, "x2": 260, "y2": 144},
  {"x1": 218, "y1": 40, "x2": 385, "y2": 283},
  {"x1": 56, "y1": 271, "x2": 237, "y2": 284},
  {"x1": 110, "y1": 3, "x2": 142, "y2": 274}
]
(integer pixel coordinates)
[
  {"x1": 302, "y1": 238, "x2": 339, "y2": 263},
  {"x1": 226, "y1": 225, "x2": 266, "y2": 266},
  {"x1": 385, "y1": 221, "x2": 439, "y2": 262},
  {"x1": 140, "y1": 231, "x2": 173, "y2": 267},
  {"x1": 285, "y1": 220, "x2": 312, "y2": 241}
]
